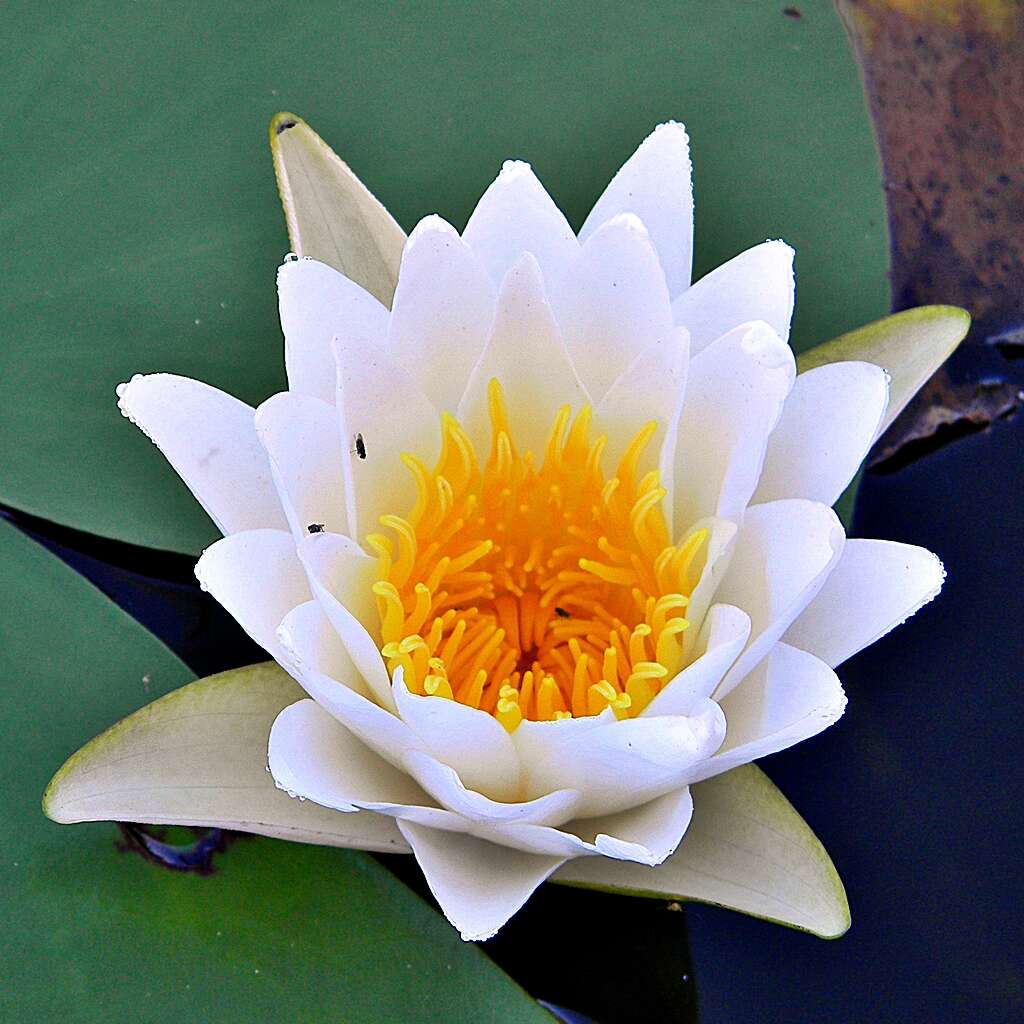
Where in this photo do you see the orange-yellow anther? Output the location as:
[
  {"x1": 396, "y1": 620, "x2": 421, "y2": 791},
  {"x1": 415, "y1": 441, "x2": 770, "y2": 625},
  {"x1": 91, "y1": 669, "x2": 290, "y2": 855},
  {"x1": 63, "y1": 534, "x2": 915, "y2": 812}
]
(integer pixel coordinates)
[{"x1": 370, "y1": 379, "x2": 709, "y2": 732}]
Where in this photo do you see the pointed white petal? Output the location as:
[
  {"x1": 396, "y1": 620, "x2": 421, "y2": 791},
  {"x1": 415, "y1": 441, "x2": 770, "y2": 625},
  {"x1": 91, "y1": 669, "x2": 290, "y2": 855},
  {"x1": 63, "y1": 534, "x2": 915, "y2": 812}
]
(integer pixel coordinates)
[
  {"x1": 268, "y1": 694, "x2": 490, "y2": 842},
  {"x1": 573, "y1": 786, "x2": 695, "y2": 865},
  {"x1": 297, "y1": 531, "x2": 395, "y2": 711},
  {"x1": 276, "y1": 600, "x2": 419, "y2": 764},
  {"x1": 117, "y1": 374, "x2": 286, "y2": 536},
  {"x1": 784, "y1": 539, "x2": 945, "y2": 667},
  {"x1": 714, "y1": 500, "x2": 845, "y2": 698},
  {"x1": 278, "y1": 258, "x2": 388, "y2": 403},
  {"x1": 277, "y1": 596, "x2": 368, "y2": 698},
  {"x1": 688, "y1": 643, "x2": 846, "y2": 783},
  {"x1": 595, "y1": 328, "x2": 689, "y2": 509},
  {"x1": 402, "y1": 750, "x2": 580, "y2": 827},
  {"x1": 753, "y1": 362, "x2": 889, "y2": 507},
  {"x1": 457, "y1": 254, "x2": 588, "y2": 455},
  {"x1": 797, "y1": 305, "x2": 969, "y2": 436},
  {"x1": 333, "y1": 334, "x2": 439, "y2": 542},
  {"x1": 255, "y1": 391, "x2": 348, "y2": 540},
  {"x1": 645, "y1": 604, "x2": 751, "y2": 717},
  {"x1": 194, "y1": 529, "x2": 308, "y2": 659},
  {"x1": 672, "y1": 241, "x2": 795, "y2": 355},
  {"x1": 580, "y1": 122, "x2": 694, "y2": 298},
  {"x1": 678, "y1": 517, "x2": 739, "y2": 663},
  {"x1": 550, "y1": 213, "x2": 675, "y2": 402},
  {"x1": 392, "y1": 673, "x2": 521, "y2": 802},
  {"x1": 268, "y1": 699, "x2": 429, "y2": 811},
  {"x1": 399, "y1": 821, "x2": 565, "y2": 941},
  {"x1": 483, "y1": 786, "x2": 695, "y2": 864},
  {"x1": 462, "y1": 160, "x2": 579, "y2": 286},
  {"x1": 513, "y1": 700, "x2": 725, "y2": 818},
  {"x1": 671, "y1": 321, "x2": 796, "y2": 535},
  {"x1": 387, "y1": 216, "x2": 497, "y2": 412}
]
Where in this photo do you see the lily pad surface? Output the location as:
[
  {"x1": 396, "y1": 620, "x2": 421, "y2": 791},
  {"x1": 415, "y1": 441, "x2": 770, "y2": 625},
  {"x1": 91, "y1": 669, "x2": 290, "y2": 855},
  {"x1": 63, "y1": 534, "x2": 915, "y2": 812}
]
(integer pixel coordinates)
[
  {"x1": 0, "y1": 519, "x2": 548, "y2": 1023},
  {"x1": 0, "y1": 1, "x2": 888, "y2": 554}
]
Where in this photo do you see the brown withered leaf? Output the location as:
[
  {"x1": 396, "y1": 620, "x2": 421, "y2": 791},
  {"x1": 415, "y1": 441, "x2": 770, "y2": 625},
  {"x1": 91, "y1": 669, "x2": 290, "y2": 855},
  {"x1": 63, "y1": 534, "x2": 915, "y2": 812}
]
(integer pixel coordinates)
[
  {"x1": 869, "y1": 366, "x2": 1022, "y2": 470},
  {"x1": 837, "y1": 1, "x2": 1024, "y2": 464}
]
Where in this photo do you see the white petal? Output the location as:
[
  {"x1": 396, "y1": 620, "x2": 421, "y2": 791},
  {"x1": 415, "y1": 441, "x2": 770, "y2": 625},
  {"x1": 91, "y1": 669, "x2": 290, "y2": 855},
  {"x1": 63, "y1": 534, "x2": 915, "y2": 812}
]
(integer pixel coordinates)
[
  {"x1": 483, "y1": 786, "x2": 695, "y2": 864},
  {"x1": 513, "y1": 700, "x2": 726, "y2": 817},
  {"x1": 116, "y1": 374, "x2": 286, "y2": 536},
  {"x1": 457, "y1": 254, "x2": 588, "y2": 455},
  {"x1": 277, "y1": 596, "x2": 369, "y2": 699},
  {"x1": 297, "y1": 531, "x2": 395, "y2": 711},
  {"x1": 387, "y1": 216, "x2": 497, "y2": 412},
  {"x1": 572, "y1": 785, "x2": 694, "y2": 865},
  {"x1": 255, "y1": 392, "x2": 349, "y2": 540},
  {"x1": 753, "y1": 362, "x2": 889, "y2": 507},
  {"x1": 549, "y1": 213, "x2": 675, "y2": 402},
  {"x1": 784, "y1": 539, "x2": 945, "y2": 667},
  {"x1": 333, "y1": 334, "x2": 439, "y2": 542},
  {"x1": 678, "y1": 517, "x2": 739, "y2": 663},
  {"x1": 278, "y1": 258, "x2": 388, "y2": 403},
  {"x1": 398, "y1": 820, "x2": 565, "y2": 941},
  {"x1": 580, "y1": 122, "x2": 694, "y2": 298},
  {"x1": 594, "y1": 328, "x2": 689, "y2": 507},
  {"x1": 392, "y1": 673, "x2": 522, "y2": 802},
  {"x1": 194, "y1": 529, "x2": 308, "y2": 659},
  {"x1": 268, "y1": 698, "x2": 429, "y2": 811},
  {"x1": 462, "y1": 160, "x2": 579, "y2": 287},
  {"x1": 671, "y1": 321, "x2": 796, "y2": 534},
  {"x1": 714, "y1": 500, "x2": 845, "y2": 699},
  {"x1": 269, "y1": 694, "x2": 514, "y2": 846},
  {"x1": 402, "y1": 750, "x2": 581, "y2": 827},
  {"x1": 688, "y1": 643, "x2": 846, "y2": 783},
  {"x1": 270, "y1": 661, "x2": 577, "y2": 863},
  {"x1": 644, "y1": 604, "x2": 751, "y2": 717},
  {"x1": 672, "y1": 240, "x2": 795, "y2": 355},
  {"x1": 276, "y1": 600, "x2": 419, "y2": 762}
]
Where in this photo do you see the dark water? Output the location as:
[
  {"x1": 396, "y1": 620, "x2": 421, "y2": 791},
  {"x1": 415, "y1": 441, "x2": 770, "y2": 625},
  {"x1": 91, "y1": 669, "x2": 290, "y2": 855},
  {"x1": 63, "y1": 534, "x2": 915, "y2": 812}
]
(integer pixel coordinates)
[
  {"x1": 691, "y1": 409, "x2": 1024, "y2": 1024},
  {"x1": 10, "y1": 402, "x2": 1023, "y2": 1023}
]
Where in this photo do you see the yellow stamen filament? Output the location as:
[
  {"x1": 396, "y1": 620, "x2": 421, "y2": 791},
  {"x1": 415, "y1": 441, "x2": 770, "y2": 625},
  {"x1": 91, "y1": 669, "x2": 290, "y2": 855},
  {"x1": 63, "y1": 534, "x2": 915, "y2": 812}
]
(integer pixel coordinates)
[{"x1": 372, "y1": 379, "x2": 709, "y2": 732}]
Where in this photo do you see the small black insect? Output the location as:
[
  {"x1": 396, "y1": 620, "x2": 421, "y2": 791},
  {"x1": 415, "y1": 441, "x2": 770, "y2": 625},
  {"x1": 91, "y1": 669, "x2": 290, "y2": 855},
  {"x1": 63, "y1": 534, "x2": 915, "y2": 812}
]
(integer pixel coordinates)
[
  {"x1": 555, "y1": 607, "x2": 571, "y2": 618},
  {"x1": 307, "y1": 523, "x2": 325, "y2": 534},
  {"x1": 352, "y1": 433, "x2": 367, "y2": 459}
]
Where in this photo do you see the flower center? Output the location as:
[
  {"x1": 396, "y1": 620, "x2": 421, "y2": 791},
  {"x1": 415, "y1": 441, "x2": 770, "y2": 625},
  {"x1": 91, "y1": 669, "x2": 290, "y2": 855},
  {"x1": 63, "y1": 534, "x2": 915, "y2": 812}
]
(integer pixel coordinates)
[{"x1": 370, "y1": 380, "x2": 708, "y2": 732}]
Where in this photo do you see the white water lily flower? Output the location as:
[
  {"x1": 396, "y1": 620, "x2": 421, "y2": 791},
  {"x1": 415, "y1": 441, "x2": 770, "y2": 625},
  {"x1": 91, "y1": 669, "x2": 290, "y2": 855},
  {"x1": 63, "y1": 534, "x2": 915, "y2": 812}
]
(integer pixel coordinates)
[{"x1": 116, "y1": 122, "x2": 944, "y2": 941}]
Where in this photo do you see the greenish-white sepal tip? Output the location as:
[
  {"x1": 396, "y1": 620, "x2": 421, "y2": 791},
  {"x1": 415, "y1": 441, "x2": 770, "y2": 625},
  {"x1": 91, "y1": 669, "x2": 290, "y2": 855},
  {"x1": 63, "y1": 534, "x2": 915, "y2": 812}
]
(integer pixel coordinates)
[
  {"x1": 553, "y1": 763, "x2": 850, "y2": 940},
  {"x1": 43, "y1": 661, "x2": 409, "y2": 854},
  {"x1": 269, "y1": 111, "x2": 406, "y2": 308},
  {"x1": 797, "y1": 304, "x2": 970, "y2": 435}
]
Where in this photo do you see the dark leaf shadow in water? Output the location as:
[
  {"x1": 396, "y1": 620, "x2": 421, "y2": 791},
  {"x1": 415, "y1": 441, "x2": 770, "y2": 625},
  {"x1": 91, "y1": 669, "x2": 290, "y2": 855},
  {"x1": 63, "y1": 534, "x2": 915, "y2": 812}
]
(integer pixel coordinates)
[{"x1": 115, "y1": 824, "x2": 249, "y2": 875}]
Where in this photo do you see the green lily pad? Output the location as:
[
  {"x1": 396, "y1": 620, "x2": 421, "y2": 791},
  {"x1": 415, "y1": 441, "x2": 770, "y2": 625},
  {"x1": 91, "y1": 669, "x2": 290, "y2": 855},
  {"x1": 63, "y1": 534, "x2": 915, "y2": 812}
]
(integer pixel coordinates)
[
  {"x1": 1, "y1": 519, "x2": 548, "y2": 1023},
  {"x1": 0, "y1": 1, "x2": 888, "y2": 555},
  {"x1": 45, "y1": 657, "x2": 847, "y2": 940}
]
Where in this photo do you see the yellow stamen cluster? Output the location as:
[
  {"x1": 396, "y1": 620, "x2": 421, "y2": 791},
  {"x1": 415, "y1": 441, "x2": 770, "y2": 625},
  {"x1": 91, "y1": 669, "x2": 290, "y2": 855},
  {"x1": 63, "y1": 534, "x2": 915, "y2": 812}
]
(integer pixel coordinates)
[{"x1": 369, "y1": 379, "x2": 708, "y2": 732}]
